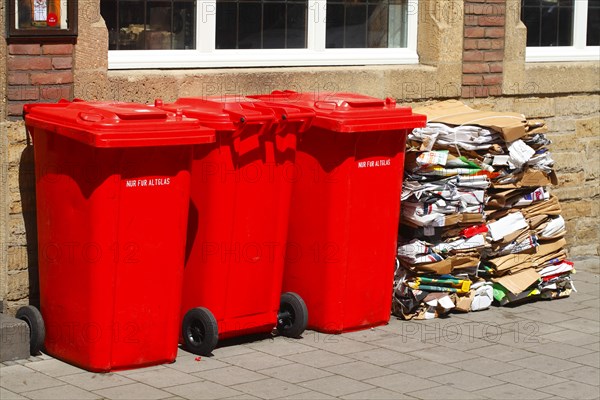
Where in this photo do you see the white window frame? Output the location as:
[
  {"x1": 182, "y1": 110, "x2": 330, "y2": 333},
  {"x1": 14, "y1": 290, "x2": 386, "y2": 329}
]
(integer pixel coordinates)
[
  {"x1": 525, "y1": 0, "x2": 599, "y2": 62},
  {"x1": 108, "y1": 0, "x2": 419, "y2": 69}
]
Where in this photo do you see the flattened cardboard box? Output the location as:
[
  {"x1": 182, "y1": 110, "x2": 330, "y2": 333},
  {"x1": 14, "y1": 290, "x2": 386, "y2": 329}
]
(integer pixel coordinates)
[
  {"x1": 413, "y1": 100, "x2": 528, "y2": 142},
  {"x1": 493, "y1": 268, "x2": 541, "y2": 294},
  {"x1": 492, "y1": 169, "x2": 558, "y2": 189},
  {"x1": 405, "y1": 253, "x2": 480, "y2": 275}
]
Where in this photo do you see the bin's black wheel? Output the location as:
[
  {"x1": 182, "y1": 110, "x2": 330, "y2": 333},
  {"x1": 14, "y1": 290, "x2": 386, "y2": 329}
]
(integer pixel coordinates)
[
  {"x1": 182, "y1": 307, "x2": 218, "y2": 356},
  {"x1": 16, "y1": 305, "x2": 45, "y2": 355},
  {"x1": 277, "y1": 292, "x2": 308, "y2": 338}
]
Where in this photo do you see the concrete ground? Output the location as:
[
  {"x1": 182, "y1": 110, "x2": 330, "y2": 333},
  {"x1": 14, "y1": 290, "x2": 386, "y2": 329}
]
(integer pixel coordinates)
[{"x1": 1, "y1": 257, "x2": 598, "y2": 400}]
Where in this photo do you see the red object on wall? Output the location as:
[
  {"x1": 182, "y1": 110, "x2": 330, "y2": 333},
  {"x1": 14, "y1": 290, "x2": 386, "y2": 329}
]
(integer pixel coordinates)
[
  {"x1": 250, "y1": 91, "x2": 426, "y2": 333},
  {"x1": 24, "y1": 100, "x2": 214, "y2": 372}
]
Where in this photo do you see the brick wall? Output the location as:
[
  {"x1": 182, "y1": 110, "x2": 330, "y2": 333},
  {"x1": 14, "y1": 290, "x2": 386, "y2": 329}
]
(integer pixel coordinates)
[
  {"x1": 6, "y1": 44, "x2": 74, "y2": 118},
  {"x1": 462, "y1": 0, "x2": 506, "y2": 98}
]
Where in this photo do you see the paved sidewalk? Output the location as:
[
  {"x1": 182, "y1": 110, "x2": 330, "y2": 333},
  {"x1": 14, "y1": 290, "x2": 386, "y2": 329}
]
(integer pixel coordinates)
[{"x1": 2, "y1": 257, "x2": 598, "y2": 400}]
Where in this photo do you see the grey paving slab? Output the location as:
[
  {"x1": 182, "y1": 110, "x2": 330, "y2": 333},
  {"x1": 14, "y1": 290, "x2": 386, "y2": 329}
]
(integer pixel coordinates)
[
  {"x1": 446, "y1": 320, "x2": 516, "y2": 341},
  {"x1": 223, "y1": 394, "x2": 261, "y2": 400},
  {"x1": 0, "y1": 365, "x2": 65, "y2": 394},
  {"x1": 540, "y1": 329, "x2": 599, "y2": 346},
  {"x1": 555, "y1": 317, "x2": 600, "y2": 335},
  {"x1": 427, "y1": 333, "x2": 492, "y2": 351},
  {"x1": 567, "y1": 280, "x2": 599, "y2": 294},
  {"x1": 232, "y1": 377, "x2": 310, "y2": 399},
  {"x1": 429, "y1": 370, "x2": 503, "y2": 392},
  {"x1": 21, "y1": 384, "x2": 102, "y2": 400},
  {"x1": 494, "y1": 369, "x2": 569, "y2": 389},
  {"x1": 93, "y1": 382, "x2": 172, "y2": 400},
  {"x1": 518, "y1": 309, "x2": 578, "y2": 324},
  {"x1": 375, "y1": 319, "x2": 407, "y2": 333},
  {"x1": 453, "y1": 309, "x2": 526, "y2": 325},
  {"x1": 323, "y1": 361, "x2": 395, "y2": 381},
  {"x1": 505, "y1": 320, "x2": 566, "y2": 337},
  {"x1": 194, "y1": 366, "x2": 266, "y2": 387},
  {"x1": 341, "y1": 387, "x2": 417, "y2": 399},
  {"x1": 58, "y1": 372, "x2": 137, "y2": 391},
  {"x1": 471, "y1": 343, "x2": 535, "y2": 362},
  {"x1": 125, "y1": 367, "x2": 203, "y2": 388},
  {"x1": 283, "y1": 350, "x2": 354, "y2": 368},
  {"x1": 259, "y1": 362, "x2": 333, "y2": 383},
  {"x1": 298, "y1": 375, "x2": 376, "y2": 397},
  {"x1": 538, "y1": 380, "x2": 600, "y2": 400},
  {"x1": 387, "y1": 358, "x2": 459, "y2": 378},
  {"x1": 301, "y1": 335, "x2": 379, "y2": 355},
  {"x1": 508, "y1": 354, "x2": 581, "y2": 374},
  {"x1": 272, "y1": 390, "x2": 337, "y2": 399},
  {"x1": 457, "y1": 356, "x2": 525, "y2": 376},
  {"x1": 164, "y1": 381, "x2": 242, "y2": 400},
  {"x1": 24, "y1": 359, "x2": 84, "y2": 377},
  {"x1": 530, "y1": 298, "x2": 585, "y2": 313},
  {"x1": 481, "y1": 326, "x2": 554, "y2": 349},
  {"x1": 568, "y1": 351, "x2": 600, "y2": 368},
  {"x1": 579, "y1": 298, "x2": 600, "y2": 308},
  {"x1": 116, "y1": 365, "x2": 168, "y2": 376},
  {"x1": 554, "y1": 365, "x2": 600, "y2": 386},
  {"x1": 476, "y1": 383, "x2": 550, "y2": 400},
  {"x1": 488, "y1": 303, "x2": 539, "y2": 314},
  {"x1": 0, "y1": 387, "x2": 27, "y2": 400},
  {"x1": 567, "y1": 307, "x2": 600, "y2": 321},
  {"x1": 364, "y1": 372, "x2": 437, "y2": 393},
  {"x1": 567, "y1": 293, "x2": 598, "y2": 304},
  {"x1": 245, "y1": 337, "x2": 315, "y2": 357},
  {"x1": 166, "y1": 355, "x2": 230, "y2": 373},
  {"x1": 211, "y1": 345, "x2": 257, "y2": 359},
  {"x1": 407, "y1": 345, "x2": 479, "y2": 364},
  {"x1": 405, "y1": 384, "x2": 488, "y2": 400},
  {"x1": 583, "y1": 342, "x2": 600, "y2": 351},
  {"x1": 219, "y1": 351, "x2": 293, "y2": 371},
  {"x1": 528, "y1": 342, "x2": 595, "y2": 360},
  {"x1": 176, "y1": 348, "x2": 195, "y2": 358},
  {"x1": 369, "y1": 336, "x2": 437, "y2": 353},
  {"x1": 349, "y1": 348, "x2": 417, "y2": 366},
  {"x1": 339, "y1": 327, "x2": 399, "y2": 343}
]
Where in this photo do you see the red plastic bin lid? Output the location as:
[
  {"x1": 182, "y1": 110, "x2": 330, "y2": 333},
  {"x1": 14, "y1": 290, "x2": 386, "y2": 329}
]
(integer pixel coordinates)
[
  {"x1": 24, "y1": 100, "x2": 215, "y2": 148},
  {"x1": 248, "y1": 91, "x2": 426, "y2": 133},
  {"x1": 158, "y1": 96, "x2": 275, "y2": 132}
]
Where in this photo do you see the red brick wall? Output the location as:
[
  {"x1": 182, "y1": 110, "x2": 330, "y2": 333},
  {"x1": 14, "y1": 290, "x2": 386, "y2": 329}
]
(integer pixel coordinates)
[
  {"x1": 462, "y1": 0, "x2": 506, "y2": 98},
  {"x1": 6, "y1": 44, "x2": 74, "y2": 118}
]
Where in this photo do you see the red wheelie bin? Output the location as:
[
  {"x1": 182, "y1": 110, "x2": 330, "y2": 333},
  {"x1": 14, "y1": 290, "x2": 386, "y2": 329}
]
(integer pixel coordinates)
[
  {"x1": 249, "y1": 91, "x2": 426, "y2": 333},
  {"x1": 158, "y1": 97, "x2": 313, "y2": 355},
  {"x1": 20, "y1": 101, "x2": 215, "y2": 372}
]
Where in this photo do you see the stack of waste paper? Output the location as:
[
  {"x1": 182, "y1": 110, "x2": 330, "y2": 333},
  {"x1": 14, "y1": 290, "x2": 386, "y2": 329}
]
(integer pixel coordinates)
[{"x1": 393, "y1": 100, "x2": 575, "y2": 319}]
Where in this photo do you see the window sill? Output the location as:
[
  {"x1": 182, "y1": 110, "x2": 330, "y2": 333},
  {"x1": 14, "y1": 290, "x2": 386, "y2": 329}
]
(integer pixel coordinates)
[
  {"x1": 525, "y1": 46, "x2": 600, "y2": 63},
  {"x1": 107, "y1": 48, "x2": 420, "y2": 70}
]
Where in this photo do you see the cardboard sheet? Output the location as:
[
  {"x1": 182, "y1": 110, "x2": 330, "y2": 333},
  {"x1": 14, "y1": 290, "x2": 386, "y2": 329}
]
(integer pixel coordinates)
[
  {"x1": 413, "y1": 100, "x2": 528, "y2": 142},
  {"x1": 493, "y1": 268, "x2": 541, "y2": 294}
]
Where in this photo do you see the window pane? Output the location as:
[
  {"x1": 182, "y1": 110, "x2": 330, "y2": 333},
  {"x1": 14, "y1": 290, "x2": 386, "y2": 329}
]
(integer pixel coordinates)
[
  {"x1": 216, "y1": 0, "x2": 308, "y2": 49},
  {"x1": 100, "y1": 0, "x2": 196, "y2": 50},
  {"x1": 588, "y1": 0, "x2": 600, "y2": 45},
  {"x1": 521, "y1": 0, "x2": 574, "y2": 47},
  {"x1": 326, "y1": 0, "x2": 407, "y2": 49}
]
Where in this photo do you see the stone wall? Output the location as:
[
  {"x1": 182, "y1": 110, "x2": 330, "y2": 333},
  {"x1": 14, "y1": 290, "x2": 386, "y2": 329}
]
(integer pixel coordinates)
[{"x1": 0, "y1": 0, "x2": 598, "y2": 314}]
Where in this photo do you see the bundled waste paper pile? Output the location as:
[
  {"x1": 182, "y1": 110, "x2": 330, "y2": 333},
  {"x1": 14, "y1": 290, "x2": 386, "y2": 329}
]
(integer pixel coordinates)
[{"x1": 393, "y1": 101, "x2": 575, "y2": 320}]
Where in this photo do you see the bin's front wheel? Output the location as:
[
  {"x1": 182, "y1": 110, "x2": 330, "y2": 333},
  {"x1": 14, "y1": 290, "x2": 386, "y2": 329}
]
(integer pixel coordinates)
[
  {"x1": 16, "y1": 305, "x2": 45, "y2": 355},
  {"x1": 182, "y1": 307, "x2": 218, "y2": 356},
  {"x1": 277, "y1": 292, "x2": 308, "y2": 338}
]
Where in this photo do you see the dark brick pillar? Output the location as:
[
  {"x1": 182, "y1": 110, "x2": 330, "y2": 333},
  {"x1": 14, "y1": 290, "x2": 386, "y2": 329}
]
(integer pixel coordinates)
[
  {"x1": 462, "y1": 0, "x2": 506, "y2": 98},
  {"x1": 6, "y1": 43, "x2": 74, "y2": 118}
]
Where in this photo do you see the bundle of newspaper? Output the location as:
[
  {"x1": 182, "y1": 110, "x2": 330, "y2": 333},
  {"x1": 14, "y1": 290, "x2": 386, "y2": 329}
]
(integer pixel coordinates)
[{"x1": 393, "y1": 100, "x2": 575, "y2": 319}]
